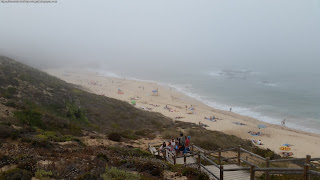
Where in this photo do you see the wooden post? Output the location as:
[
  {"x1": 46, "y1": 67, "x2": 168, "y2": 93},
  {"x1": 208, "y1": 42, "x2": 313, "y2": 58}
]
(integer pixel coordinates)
[
  {"x1": 220, "y1": 165, "x2": 224, "y2": 180},
  {"x1": 191, "y1": 143, "x2": 194, "y2": 156},
  {"x1": 306, "y1": 155, "x2": 311, "y2": 163},
  {"x1": 218, "y1": 148, "x2": 222, "y2": 164},
  {"x1": 204, "y1": 152, "x2": 207, "y2": 165},
  {"x1": 304, "y1": 155, "x2": 311, "y2": 180},
  {"x1": 265, "y1": 157, "x2": 270, "y2": 180},
  {"x1": 303, "y1": 163, "x2": 310, "y2": 180},
  {"x1": 198, "y1": 153, "x2": 201, "y2": 170},
  {"x1": 237, "y1": 145, "x2": 241, "y2": 166},
  {"x1": 250, "y1": 165, "x2": 255, "y2": 180},
  {"x1": 184, "y1": 154, "x2": 186, "y2": 165}
]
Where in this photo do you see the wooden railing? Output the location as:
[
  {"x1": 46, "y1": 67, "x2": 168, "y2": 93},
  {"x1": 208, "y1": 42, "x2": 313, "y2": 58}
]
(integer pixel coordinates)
[{"x1": 148, "y1": 142, "x2": 320, "y2": 180}]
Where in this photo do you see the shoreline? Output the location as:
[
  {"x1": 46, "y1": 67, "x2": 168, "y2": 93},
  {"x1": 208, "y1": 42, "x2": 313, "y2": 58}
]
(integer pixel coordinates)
[{"x1": 44, "y1": 67, "x2": 320, "y2": 158}]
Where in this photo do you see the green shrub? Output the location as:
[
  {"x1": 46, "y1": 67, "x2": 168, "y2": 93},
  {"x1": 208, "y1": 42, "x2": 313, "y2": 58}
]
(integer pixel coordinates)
[
  {"x1": 0, "y1": 125, "x2": 15, "y2": 139},
  {"x1": 121, "y1": 130, "x2": 139, "y2": 140},
  {"x1": 252, "y1": 147, "x2": 280, "y2": 160},
  {"x1": 14, "y1": 109, "x2": 44, "y2": 129},
  {"x1": 136, "y1": 161, "x2": 162, "y2": 176},
  {"x1": 0, "y1": 168, "x2": 32, "y2": 180},
  {"x1": 97, "y1": 153, "x2": 109, "y2": 161},
  {"x1": 32, "y1": 134, "x2": 51, "y2": 148},
  {"x1": 109, "y1": 146, "x2": 151, "y2": 158},
  {"x1": 2, "y1": 87, "x2": 17, "y2": 99},
  {"x1": 4, "y1": 101, "x2": 16, "y2": 107},
  {"x1": 66, "y1": 102, "x2": 89, "y2": 123},
  {"x1": 108, "y1": 132, "x2": 121, "y2": 142},
  {"x1": 101, "y1": 166, "x2": 141, "y2": 180},
  {"x1": 76, "y1": 172, "x2": 97, "y2": 180},
  {"x1": 35, "y1": 169, "x2": 53, "y2": 180},
  {"x1": 182, "y1": 167, "x2": 209, "y2": 180}
]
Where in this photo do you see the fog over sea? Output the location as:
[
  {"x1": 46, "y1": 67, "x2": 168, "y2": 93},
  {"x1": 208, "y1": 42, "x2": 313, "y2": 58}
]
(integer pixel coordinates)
[
  {"x1": 1, "y1": 1, "x2": 319, "y2": 134},
  {"x1": 92, "y1": 61, "x2": 320, "y2": 134}
]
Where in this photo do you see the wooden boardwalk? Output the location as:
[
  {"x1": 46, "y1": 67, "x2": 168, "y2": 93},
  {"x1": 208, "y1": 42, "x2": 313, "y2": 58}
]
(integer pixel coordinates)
[
  {"x1": 175, "y1": 157, "x2": 250, "y2": 180},
  {"x1": 175, "y1": 156, "x2": 197, "y2": 164},
  {"x1": 204, "y1": 164, "x2": 250, "y2": 180},
  {"x1": 148, "y1": 143, "x2": 320, "y2": 180}
]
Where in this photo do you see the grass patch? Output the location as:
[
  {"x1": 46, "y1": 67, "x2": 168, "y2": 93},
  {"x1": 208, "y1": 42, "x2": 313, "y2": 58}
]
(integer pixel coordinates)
[
  {"x1": 35, "y1": 169, "x2": 53, "y2": 180},
  {"x1": 101, "y1": 166, "x2": 141, "y2": 180}
]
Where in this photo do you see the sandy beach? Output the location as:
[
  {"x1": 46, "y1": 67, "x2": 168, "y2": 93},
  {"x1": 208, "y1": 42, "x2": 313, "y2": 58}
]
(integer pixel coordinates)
[{"x1": 44, "y1": 68, "x2": 320, "y2": 158}]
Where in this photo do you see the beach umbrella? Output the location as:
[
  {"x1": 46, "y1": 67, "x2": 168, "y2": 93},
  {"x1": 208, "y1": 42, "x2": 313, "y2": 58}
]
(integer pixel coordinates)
[
  {"x1": 257, "y1": 124, "x2": 266, "y2": 129},
  {"x1": 131, "y1": 101, "x2": 136, "y2": 105},
  {"x1": 152, "y1": 90, "x2": 158, "y2": 93},
  {"x1": 279, "y1": 146, "x2": 291, "y2": 151}
]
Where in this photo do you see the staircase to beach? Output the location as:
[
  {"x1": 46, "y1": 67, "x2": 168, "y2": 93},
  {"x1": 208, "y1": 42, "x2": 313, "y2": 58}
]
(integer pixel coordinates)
[{"x1": 148, "y1": 142, "x2": 320, "y2": 180}]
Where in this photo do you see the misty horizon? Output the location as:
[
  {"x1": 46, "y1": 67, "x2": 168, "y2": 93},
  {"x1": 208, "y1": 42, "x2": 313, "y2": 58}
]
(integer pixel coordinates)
[{"x1": 0, "y1": 0, "x2": 320, "y2": 74}]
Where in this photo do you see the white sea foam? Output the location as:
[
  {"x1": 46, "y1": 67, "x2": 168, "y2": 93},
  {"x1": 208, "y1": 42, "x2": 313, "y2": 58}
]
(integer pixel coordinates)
[
  {"x1": 257, "y1": 81, "x2": 279, "y2": 87},
  {"x1": 207, "y1": 69, "x2": 257, "y2": 80}
]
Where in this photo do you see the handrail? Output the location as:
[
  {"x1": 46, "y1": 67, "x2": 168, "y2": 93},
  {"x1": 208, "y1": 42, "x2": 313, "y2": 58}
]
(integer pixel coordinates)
[
  {"x1": 308, "y1": 170, "x2": 320, "y2": 176},
  {"x1": 269, "y1": 158, "x2": 306, "y2": 162},
  {"x1": 176, "y1": 153, "x2": 197, "y2": 158},
  {"x1": 240, "y1": 148, "x2": 267, "y2": 161},
  {"x1": 240, "y1": 158, "x2": 258, "y2": 167},
  {"x1": 222, "y1": 167, "x2": 251, "y2": 171},
  {"x1": 166, "y1": 149, "x2": 175, "y2": 157},
  {"x1": 149, "y1": 143, "x2": 320, "y2": 179},
  {"x1": 221, "y1": 157, "x2": 237, "y2": 161},
  {"x1": 200, "y1": 154, "x2": 220, "y2": 168},
  {"x1": 208, "y1": 147, "x2": 237, "y2": 154},
  {"x1": 200, "y1": 164, "x2": 220, "y2": 180},
  {"x1": 255, "y1": 168, "x2": 303, "y2": 172},
  {"x1": 269, "y1": 171, "x2": 303, "y2": 175},
  {"x1": 221, "y1": 147, "x2": 237, "y2": 152},
  {"x1": 193, "y1": 145, "x2": 205, "y2": 153}
]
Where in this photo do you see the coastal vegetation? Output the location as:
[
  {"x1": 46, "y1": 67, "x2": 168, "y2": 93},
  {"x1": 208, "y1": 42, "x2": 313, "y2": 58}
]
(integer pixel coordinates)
[{"x1": 0, "y1": 56, "x2": 318, "y2": 179}]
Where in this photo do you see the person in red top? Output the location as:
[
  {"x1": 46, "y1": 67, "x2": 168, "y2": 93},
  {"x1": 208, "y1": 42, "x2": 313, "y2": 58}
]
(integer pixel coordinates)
[
  {"x1": 185, "y1": 136, "x2": 191, "y2": 153},
  {"x1": 185, "y1": 136, "x2": 190, "y2": 147}
]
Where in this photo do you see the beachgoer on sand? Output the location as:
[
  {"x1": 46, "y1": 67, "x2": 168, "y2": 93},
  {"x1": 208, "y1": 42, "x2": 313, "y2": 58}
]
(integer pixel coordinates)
[
  {"x1": 230, "y1": 107, "x2": 232, "y2": 112},
  {"x1": 257, "y1": 140, "x2": 263, "y2": 145},
  {"x1": 282, "y1": 119, "x2": 286, "y2": 125}
]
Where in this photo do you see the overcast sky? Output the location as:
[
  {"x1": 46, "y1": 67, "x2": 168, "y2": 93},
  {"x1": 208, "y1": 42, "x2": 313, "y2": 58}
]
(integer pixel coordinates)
[{"x1": 0, "y1": 0, "x2": 319, "y2": 72}]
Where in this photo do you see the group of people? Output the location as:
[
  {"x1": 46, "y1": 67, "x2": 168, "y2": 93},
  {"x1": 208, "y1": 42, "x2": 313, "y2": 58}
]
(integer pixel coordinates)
[{"x1": 160, "y1": 133, "x2": 191, "y2": 156}]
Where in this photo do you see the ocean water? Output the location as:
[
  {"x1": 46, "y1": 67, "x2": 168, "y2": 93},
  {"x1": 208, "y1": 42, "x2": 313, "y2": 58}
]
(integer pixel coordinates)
[{"x1": 89, "y1": 62, "x2": 320, "y2": 134}]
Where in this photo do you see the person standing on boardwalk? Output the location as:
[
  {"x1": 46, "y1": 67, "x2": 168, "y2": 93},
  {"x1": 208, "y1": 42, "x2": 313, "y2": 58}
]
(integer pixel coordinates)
[{"x1": 178, "y1": 133, "x2": 186, "y2": 155}]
